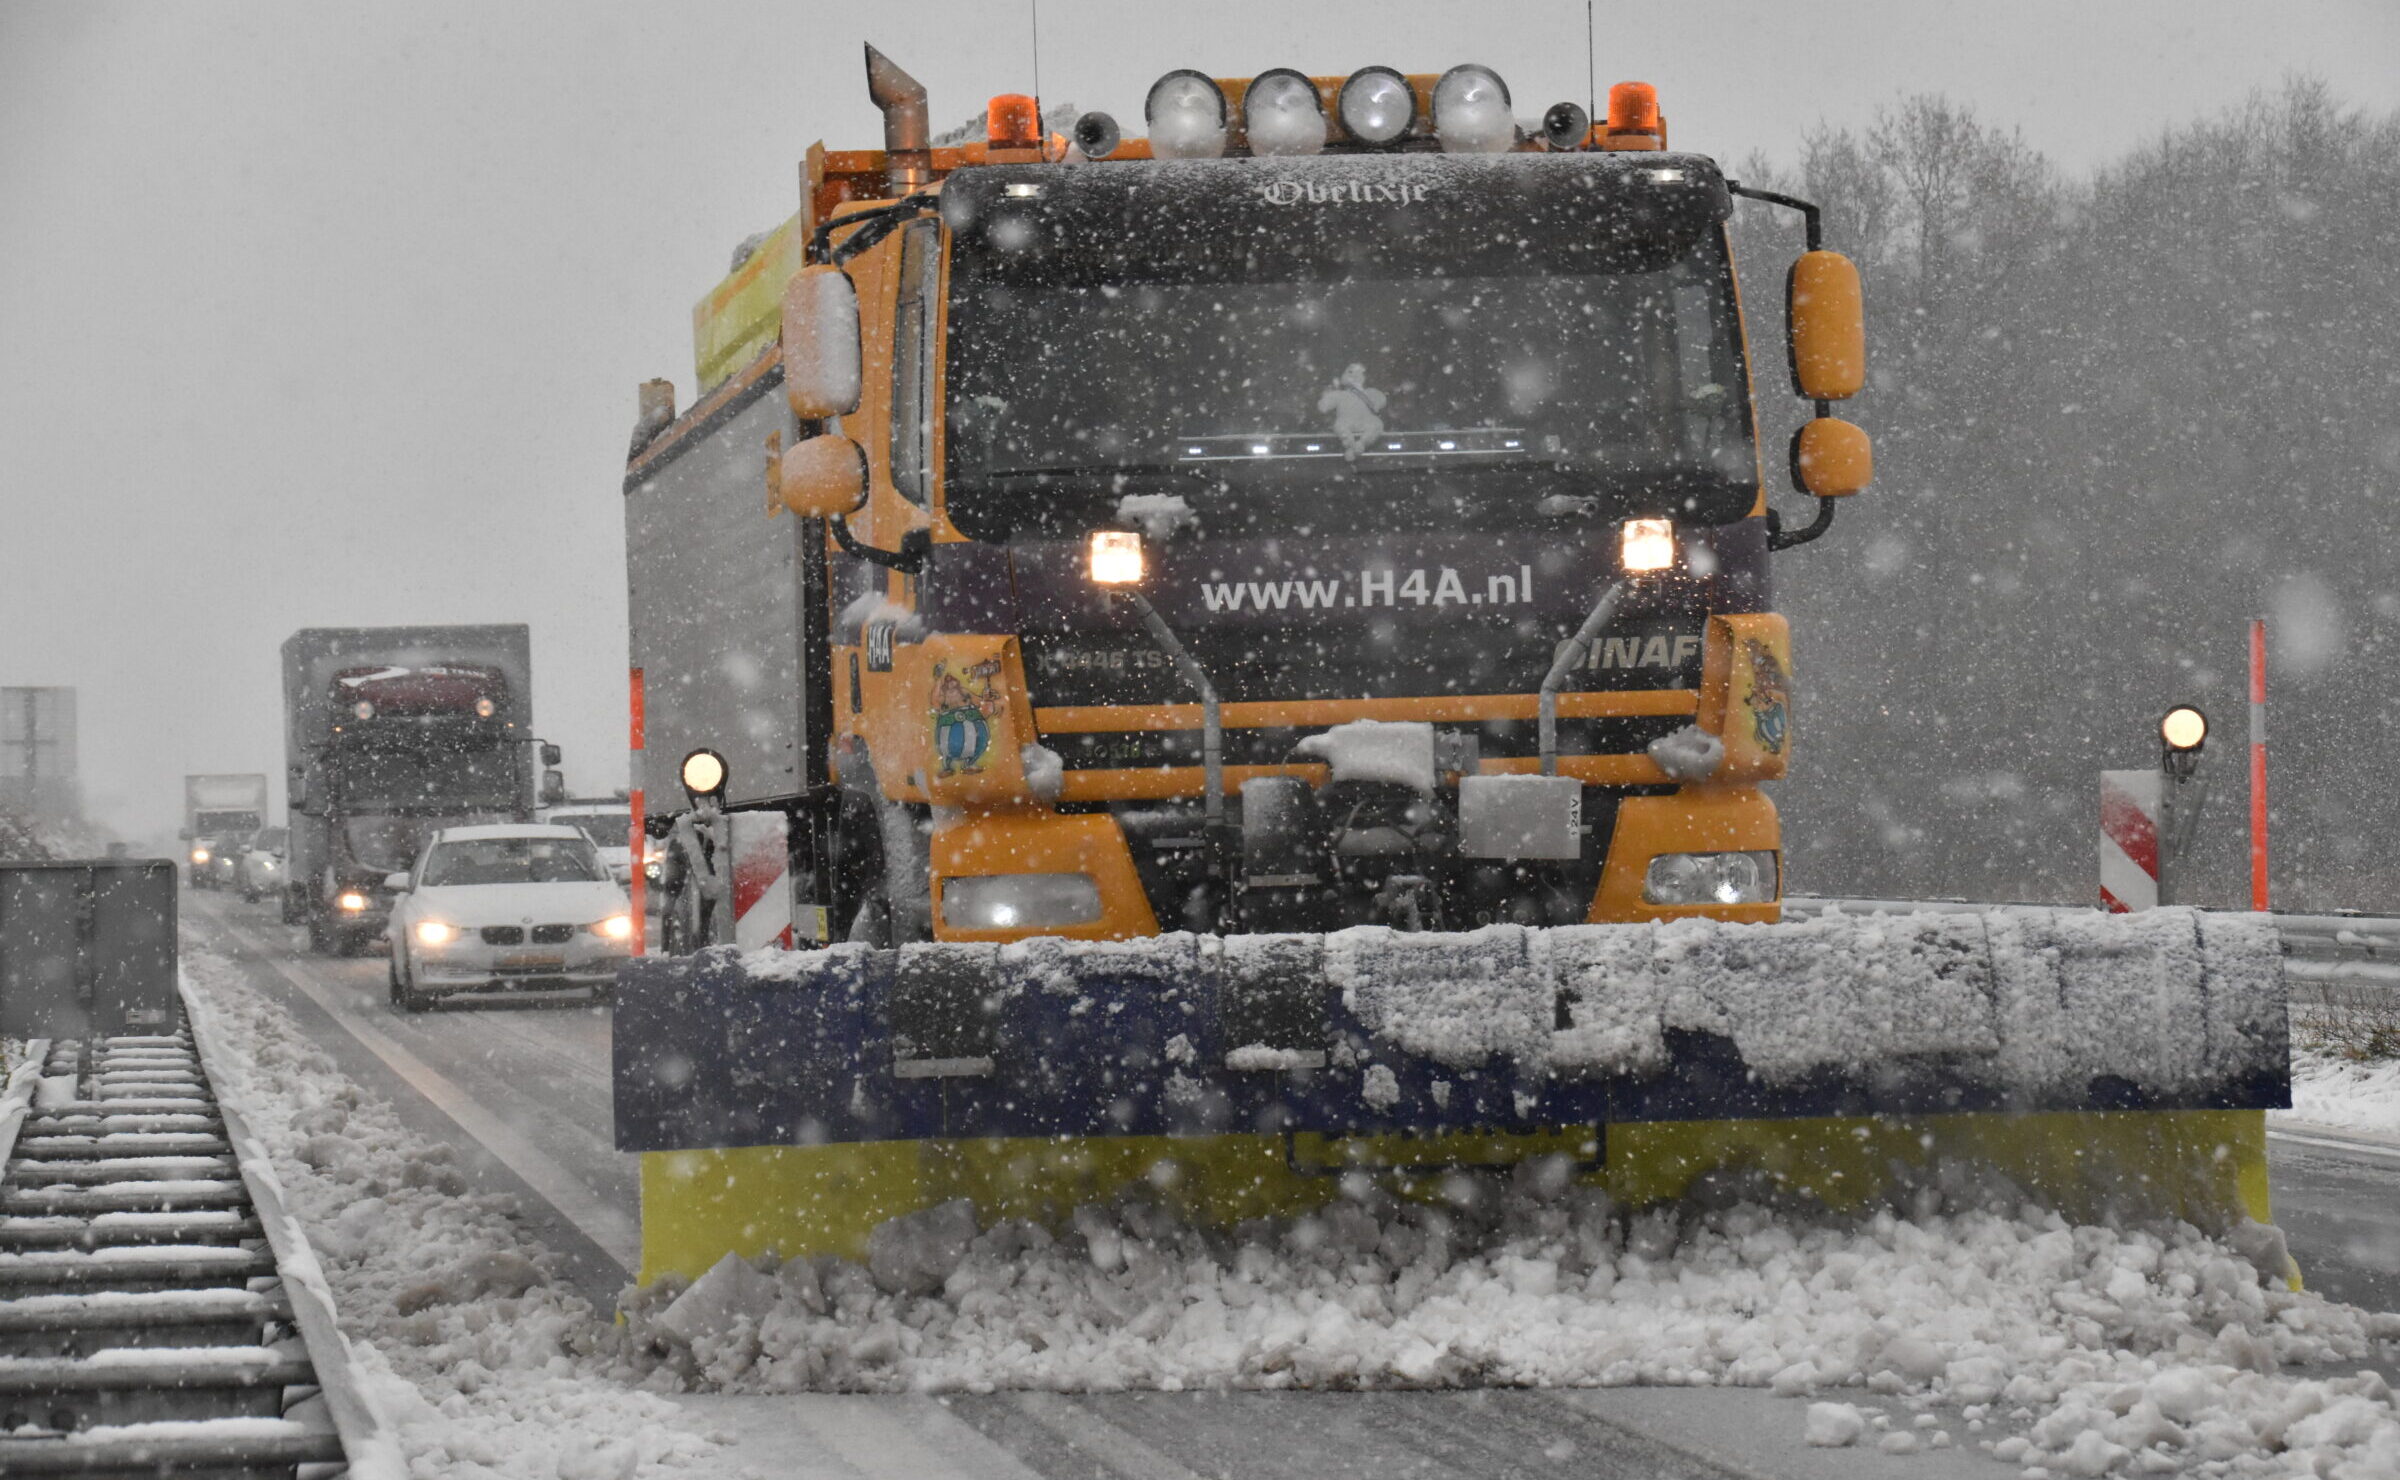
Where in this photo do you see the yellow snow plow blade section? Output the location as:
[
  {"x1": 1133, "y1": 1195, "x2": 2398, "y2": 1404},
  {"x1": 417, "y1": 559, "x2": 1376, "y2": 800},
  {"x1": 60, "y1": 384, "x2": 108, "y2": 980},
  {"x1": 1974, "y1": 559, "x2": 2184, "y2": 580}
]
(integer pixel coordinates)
[{"x1": 636, "y1": 1110, "x2": 2269, "y2": 1286}]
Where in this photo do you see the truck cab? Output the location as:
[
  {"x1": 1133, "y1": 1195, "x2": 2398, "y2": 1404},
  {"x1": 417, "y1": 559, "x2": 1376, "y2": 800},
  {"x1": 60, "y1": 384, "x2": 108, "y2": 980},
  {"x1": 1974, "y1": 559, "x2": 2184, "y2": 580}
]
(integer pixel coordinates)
[{"x1": 628, "y1": 56, "x2": 1869, "y2": 953}]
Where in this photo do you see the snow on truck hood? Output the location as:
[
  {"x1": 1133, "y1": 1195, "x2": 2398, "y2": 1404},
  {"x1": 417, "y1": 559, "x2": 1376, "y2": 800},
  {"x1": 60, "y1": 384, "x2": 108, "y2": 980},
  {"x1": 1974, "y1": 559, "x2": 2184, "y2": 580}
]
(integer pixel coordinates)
[{"x1": 409, "y1": 880, "x2": 627, "y2": 927}]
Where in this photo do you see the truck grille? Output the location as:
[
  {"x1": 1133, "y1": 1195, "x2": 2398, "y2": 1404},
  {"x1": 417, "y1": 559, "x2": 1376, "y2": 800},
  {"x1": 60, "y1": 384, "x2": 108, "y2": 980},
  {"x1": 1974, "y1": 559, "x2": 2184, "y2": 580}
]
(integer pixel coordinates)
[
  {"x1": 530, "y1": 925, "x2": 573, "y2": 944},
  {"x1": 480, "y1": 926, "x2": 524, "y2": 945}
]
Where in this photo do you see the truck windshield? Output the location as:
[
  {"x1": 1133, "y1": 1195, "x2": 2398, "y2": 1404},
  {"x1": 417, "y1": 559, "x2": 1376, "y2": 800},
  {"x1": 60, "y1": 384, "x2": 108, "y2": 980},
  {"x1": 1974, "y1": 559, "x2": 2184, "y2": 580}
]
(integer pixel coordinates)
[
  {"x1": 551, "y1": 813, "x2": 631, "y2": 849},
  {"x1": 941, "y1": 154, "x2": 1755, "y2": 539},
  {"x1": 330, "y1": 737, "x2": 521, "y2": 811}
]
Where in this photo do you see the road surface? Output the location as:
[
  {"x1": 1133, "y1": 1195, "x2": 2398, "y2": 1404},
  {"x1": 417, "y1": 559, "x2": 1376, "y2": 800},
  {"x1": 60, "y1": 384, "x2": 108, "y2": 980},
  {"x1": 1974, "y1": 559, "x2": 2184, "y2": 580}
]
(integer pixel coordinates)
[{"x1": 181, "y1": 890, "x2": 2397, "y2": 1479}]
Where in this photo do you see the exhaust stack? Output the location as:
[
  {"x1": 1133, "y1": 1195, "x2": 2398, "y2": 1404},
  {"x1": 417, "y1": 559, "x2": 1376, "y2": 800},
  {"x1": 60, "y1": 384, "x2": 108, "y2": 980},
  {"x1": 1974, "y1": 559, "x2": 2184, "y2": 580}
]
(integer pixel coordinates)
[{"x1": 864, "y1": 44, "x2": 931, "y2": 195}]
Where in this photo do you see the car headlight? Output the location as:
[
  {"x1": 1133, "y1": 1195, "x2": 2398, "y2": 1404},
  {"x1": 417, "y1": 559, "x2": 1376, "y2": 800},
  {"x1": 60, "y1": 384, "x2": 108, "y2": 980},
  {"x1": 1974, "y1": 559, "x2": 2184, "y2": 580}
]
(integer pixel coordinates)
[
  {"x1": 940, "y1": 873, "x2": 1103, "y2": 932},
  {"x1": 337, "y1": 891, "x2": 369, "y2": 912},
  {"x1": 1642, "y1": 851, "x2": 1778, "y2": 906},
  {"x1": 415, "y1": 920, "x2": 457, "y2": 946},
  {"x1": 191, "y1": 849, "x2": 211, "y2": 864},
  {"x1": 589, "y1": 914, "x2": 635, "y2": 942}
]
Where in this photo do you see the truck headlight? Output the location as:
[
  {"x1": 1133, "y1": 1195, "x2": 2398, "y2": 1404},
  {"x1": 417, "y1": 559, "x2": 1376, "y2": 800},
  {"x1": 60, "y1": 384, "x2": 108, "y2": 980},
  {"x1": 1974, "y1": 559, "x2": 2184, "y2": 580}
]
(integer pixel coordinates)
[
  {"x1": 1621, "y1": 518, "x2": 1676, "y2": 572},
  {"x1": 1088, "y1": 529, "x2": 1145, "y2": 586},
  {"x1": 415, "y1": 920, "x2": 457, "y2": 946},
  {"x1": 191, "y1": 848, "x2": 211, "y2": 864},
  {"x1": 1642, "y1": 851, "x2": 1778, "y2": 906},
  {"x1": 337, "y1": 891, "x2": 369, "y2": 912},
  {"x1": 940, "y1": 873, "x2": 1103, "y2": 931}
]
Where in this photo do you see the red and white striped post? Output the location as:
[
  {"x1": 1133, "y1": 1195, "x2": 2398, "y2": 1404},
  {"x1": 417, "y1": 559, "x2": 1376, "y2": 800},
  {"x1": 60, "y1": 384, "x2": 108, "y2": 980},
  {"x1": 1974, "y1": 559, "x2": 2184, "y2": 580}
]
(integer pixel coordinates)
[
  {"x1": 2100, "y1": 768, "x2": 2161, "y2": 913},
  {"x1": 627, "y1": 666, "x2": 647, "y2": 956},
  {"x1": 2249, "y1": 619, "x2": 2270, "y2": 912}
]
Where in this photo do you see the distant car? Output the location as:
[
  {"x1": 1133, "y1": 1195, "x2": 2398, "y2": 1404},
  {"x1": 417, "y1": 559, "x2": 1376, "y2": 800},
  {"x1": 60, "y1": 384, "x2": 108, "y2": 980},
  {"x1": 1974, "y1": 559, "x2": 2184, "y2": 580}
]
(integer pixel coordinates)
[
  {"x1": 539, "y1": 803, "x2": 636, "y2": 884},
  {"x1": 234, "y1": 826, "x2": 288, "y2": 904},
  {"x1": 383, "y1": 824, "x2": 634, "y2": 1012},
  {"x1": 187, "y1": 837, "x2": 241, "y2": 889}
]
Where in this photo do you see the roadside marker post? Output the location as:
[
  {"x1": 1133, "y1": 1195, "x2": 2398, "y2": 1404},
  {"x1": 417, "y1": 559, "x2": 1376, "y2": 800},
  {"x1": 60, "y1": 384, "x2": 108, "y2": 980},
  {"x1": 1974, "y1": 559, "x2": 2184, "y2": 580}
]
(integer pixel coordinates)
[{"x1": 2250, "y1": 619, "x2": 2270, "y2": 912}]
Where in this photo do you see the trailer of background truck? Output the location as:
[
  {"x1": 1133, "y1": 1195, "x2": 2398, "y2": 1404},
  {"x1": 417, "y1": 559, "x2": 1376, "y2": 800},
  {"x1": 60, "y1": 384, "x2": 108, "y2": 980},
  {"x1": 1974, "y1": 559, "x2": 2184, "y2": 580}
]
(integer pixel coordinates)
[
  {"x1": 281, "y1": 625, "x2": 558, "y2": 952},
  {"x1": 181, "y1": 773, "x2": 267, "y2": 887}
]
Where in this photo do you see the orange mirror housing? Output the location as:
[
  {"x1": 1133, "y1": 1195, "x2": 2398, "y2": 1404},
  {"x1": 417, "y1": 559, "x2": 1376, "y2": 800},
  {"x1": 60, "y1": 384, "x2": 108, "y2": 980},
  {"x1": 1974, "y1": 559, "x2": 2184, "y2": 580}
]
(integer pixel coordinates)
[
  {"x1": 1786, "y1": 250, "x2": 1865, "y2": 402},
  {"x1": 1792, "y1": 417, "x2": 1873, "y2": 498},
  {"x1": 781, "y1": 265, "x2": 862, "y2": 419},
  {"x1": 779, "y1": 434, "x2": 870, "y2": 519}
]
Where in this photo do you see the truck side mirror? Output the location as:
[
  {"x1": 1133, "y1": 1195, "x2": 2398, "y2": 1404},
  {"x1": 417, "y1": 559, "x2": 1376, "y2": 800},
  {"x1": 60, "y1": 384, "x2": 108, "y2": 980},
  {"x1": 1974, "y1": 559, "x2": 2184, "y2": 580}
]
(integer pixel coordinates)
[
  {"x1": 780, "y1": 435, "x2": 871, "y2": 519},
  {"x1": 782, "y1": 265, "x2": 863, "y2": 419},
  {"x1": 1791, "y1": 417, "x2": 1873, "y2": 498},
  {"x1": 542, "y1": 769, "x2": 567, "y2": 807},
  {"x1": 1786, "y1": 249, "x2": 1865, "y2": 402},
  {"x1": 540, "y1": 742, "x2": 563, "y2": 767}
]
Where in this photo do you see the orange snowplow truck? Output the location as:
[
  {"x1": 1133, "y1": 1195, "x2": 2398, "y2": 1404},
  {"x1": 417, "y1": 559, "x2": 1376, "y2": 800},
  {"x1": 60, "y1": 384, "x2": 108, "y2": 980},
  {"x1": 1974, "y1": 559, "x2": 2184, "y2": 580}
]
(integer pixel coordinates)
[
  {"x1": 610, "y1": 49, "x2": 2293, "y2": 1288},
  {"x1": 625, "y1": 50, "x2": 1870, "y2": 959}
]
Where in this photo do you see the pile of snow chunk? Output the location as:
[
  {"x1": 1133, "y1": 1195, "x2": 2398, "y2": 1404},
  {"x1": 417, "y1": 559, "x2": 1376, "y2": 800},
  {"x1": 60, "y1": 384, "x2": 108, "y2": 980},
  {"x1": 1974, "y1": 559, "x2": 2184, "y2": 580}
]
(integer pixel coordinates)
[
  {"x1": 179, "y1": 950, "x2": 721, "y2": 1479},
  {"x1": 621, "y1": 1166, "x2": 2400, "y2": 1475}
]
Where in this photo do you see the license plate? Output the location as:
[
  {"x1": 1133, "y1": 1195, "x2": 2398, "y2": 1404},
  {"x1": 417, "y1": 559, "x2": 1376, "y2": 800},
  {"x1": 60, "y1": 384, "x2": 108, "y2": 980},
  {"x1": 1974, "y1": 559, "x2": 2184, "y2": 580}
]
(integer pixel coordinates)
[{"x1": 500, "y1": 951, "x2": 566, "y2": 970}]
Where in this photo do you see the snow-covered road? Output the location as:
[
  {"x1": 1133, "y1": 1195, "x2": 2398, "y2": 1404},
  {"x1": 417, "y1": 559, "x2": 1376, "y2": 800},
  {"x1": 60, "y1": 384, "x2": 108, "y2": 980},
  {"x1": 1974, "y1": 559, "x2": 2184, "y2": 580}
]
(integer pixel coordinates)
[{"x1": 175, "y1": 890, "x2": 2400, "y2": 1478}]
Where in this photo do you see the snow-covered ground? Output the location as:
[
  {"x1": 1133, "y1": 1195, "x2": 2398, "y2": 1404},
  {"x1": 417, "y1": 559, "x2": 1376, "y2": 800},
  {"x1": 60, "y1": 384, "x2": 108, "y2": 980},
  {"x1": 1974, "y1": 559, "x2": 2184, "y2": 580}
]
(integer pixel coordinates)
[
  {"x1": 181, "y1": 941, "x2": 2400, "y2": 1477},
  {"x1": 182, "y1": 948, "x2": 725, "y2": 1480},
  {"x1": 2279, "y1": 1045, "x2": 2400, "y2": 1140}
]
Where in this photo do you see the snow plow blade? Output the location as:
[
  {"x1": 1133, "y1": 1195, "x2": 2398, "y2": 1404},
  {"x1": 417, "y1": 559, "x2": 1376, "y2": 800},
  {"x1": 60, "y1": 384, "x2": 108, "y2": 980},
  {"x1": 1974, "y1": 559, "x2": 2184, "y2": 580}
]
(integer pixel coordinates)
[{"x1": 615, "y1": 908, "x2": 2288, "y2": 1283}]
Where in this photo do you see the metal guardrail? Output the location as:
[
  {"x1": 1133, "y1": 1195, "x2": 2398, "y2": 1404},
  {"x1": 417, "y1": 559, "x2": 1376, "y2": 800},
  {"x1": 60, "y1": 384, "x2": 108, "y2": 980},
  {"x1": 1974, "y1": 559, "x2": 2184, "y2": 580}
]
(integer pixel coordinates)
[{"x1": 1787, "y1": 897, "x2": 2400, "y2": 1005}]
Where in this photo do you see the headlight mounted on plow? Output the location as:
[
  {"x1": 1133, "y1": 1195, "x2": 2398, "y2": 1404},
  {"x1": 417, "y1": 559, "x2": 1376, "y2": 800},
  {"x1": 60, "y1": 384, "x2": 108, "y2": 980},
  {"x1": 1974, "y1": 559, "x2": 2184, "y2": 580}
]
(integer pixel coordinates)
[
  {"x1": 1643, "y1": 850, "x2": 1778, "y2": 906},
  {"x1": 940, "y1": 873, "x2": 1104, "y2": 931}
]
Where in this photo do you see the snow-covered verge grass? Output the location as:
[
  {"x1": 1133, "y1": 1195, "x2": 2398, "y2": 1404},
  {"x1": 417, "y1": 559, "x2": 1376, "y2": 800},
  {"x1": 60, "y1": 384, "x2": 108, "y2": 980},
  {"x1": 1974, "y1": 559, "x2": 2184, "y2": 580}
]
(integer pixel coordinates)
[
  {"x1": 2280, "y1": 1038, "x2": 2400, "y2": 1139},
  {"x1": 624, "y1": 1161, "x2": 2400, "y2": 1476},
  {"x1": 180, "y1": 948, "x2": 720, "y2": 1480}
]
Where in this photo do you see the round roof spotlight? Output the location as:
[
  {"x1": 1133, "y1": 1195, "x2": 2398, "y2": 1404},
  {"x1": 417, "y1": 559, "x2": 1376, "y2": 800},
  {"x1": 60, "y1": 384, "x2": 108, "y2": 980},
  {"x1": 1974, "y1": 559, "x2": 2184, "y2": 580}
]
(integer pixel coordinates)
[
  {"x1": 1337, "y1": 66, "x2": 1416, "y2": 147},
  {"x1": 1073, "y1": 110, "x2": 1122, "y2": 160},
  {"x1": 1145, "y1": 70, "x2": 1229, "y2": 159},
  {"x1": 1242, "y1": 68, "x2": 1327, "y2": 157},
  {"x1": 1433, "y1": 64, "x2": 1515, "y2": 153},
  {"x1": 1541, "y1": 100, "x2": 1591, "y2": 151}
]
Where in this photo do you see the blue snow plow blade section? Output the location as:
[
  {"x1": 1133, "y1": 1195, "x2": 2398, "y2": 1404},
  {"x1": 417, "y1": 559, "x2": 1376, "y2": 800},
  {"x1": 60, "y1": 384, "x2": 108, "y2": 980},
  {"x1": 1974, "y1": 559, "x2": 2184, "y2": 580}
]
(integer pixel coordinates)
[{"x1": 612, "y1": 909, "x2": 2290, "y2": 1154}]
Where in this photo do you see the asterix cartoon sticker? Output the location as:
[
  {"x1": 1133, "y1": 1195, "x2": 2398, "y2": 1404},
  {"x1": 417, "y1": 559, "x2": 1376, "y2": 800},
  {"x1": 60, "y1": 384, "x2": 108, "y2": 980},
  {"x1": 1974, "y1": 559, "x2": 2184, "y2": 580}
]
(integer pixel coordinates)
[
  {"x1": 930, "y1": 658, "x2": 1004, "y2": 776},
  {"x1": 1318, "y1": 364, "x2": 1387, "y2": 459},
  {"x1": 1742, "y1": 639, "x2": 1790, "y2": 755}
]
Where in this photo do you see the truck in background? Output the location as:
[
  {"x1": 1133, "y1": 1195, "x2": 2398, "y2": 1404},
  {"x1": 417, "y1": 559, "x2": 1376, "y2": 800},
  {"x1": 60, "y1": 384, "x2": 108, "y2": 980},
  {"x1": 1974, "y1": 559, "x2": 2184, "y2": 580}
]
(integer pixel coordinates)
[
  {"x1": 181, "y1": 773, "x2": 268, "y2": 888},
  {"x1": 281, "y1": 626, "x2": 560, "y2": 954}
]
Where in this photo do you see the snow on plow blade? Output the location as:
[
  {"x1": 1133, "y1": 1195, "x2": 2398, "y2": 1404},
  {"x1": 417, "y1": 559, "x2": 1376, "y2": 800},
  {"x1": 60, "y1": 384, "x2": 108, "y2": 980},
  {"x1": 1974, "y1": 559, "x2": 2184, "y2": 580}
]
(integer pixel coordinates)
[{"x1": 615, "y1": 907, "x2": 2287, "y2": 1153}]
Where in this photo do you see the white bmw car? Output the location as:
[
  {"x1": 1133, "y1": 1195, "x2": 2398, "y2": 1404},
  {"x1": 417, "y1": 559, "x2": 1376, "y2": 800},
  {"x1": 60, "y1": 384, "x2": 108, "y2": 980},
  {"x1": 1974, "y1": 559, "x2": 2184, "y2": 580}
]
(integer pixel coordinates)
[{"x1": 383, "y1": 824, "x2": 635, "y2": 1011}]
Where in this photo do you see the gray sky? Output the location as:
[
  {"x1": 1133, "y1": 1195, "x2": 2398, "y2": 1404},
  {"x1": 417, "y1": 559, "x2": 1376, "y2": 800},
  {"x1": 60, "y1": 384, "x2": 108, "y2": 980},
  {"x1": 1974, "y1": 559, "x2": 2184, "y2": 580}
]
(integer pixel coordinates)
[{"x1": 4, "y1": 0, "x2": 2396, "y2": 842}]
